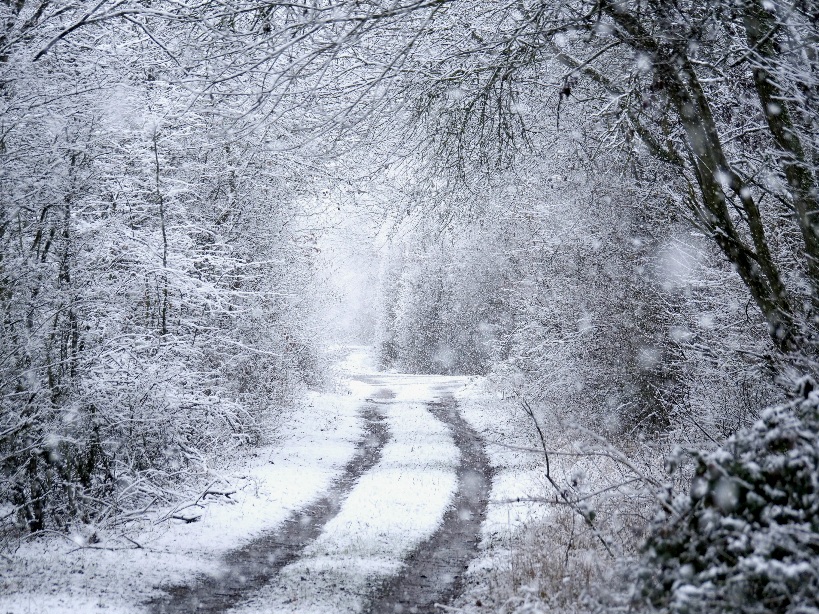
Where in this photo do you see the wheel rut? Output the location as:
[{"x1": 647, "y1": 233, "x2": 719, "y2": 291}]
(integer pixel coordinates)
[
  {"x1": 366, "y1": 393, "x2": 492, "y2": 614},
  {"x1": 148, "y1": 406, "x2": 390, "y2": 614}
]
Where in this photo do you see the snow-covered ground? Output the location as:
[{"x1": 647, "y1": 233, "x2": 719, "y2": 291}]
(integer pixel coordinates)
[
  {"x1": 0, "y1": 382, "x2": 364, "y2": 613},
  {"x1": 230, "y1": 369, "x2": 468, "y2": 613},
  {"x1": 453, "y1": 377, "x2": 637, "y2": 614},
  {"x1": 453, "y1": 380, "x2": 552, "y2": 591},
  {"x1": 1, "y1": 348, "x2": 544, "y2": 614}
]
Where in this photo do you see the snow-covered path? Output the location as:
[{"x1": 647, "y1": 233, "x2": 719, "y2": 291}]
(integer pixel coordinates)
[
  {"x1": 149, "y1": 408, "x2": 391, "y2": 613},
  {"x1": 187, "y1": 369, "x2": 489, "y2": 614},
  {"x1": 1, "y1": 351, "x2": 493, "y2": 614},
  {"x1": 368, "y1": 393, "x2": 490, "y2": 614}
]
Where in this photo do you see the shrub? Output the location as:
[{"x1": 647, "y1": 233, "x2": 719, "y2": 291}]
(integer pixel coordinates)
[{"x1": 638, "y1": 381, "x2": 819, "y2": 614}]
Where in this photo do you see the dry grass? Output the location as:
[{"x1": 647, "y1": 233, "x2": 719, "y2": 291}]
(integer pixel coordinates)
[
  {"x1": 474, "y1": 498, "x2": 645, "y2": 612},
  {"x1": 455, "y1": 427, "x2": 659, "y2": 614}
]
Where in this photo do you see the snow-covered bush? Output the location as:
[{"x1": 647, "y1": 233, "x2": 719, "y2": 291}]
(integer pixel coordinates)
[
  {"x1": 639, "y1": 384, "x2": 819, "y2": 614},
  {"x1": 0, "y1": 13, "x2": 320, "y2": 536}
]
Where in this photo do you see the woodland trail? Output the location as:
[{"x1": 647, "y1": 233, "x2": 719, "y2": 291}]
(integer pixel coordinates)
[
  {"x1": 149, "y1": 373, "x2": 491, "y2": 614},
  {"x1": 366, "y1": 392, "x2": 491, "y2": 614},
  {"x1": 148, "y1": 407, "x2": 391, "y2": 613}
]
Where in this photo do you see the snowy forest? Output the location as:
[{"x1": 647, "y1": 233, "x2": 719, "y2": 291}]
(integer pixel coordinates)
[{"x1": 2, "y1": 1, "x2": 819, "y2": 613}]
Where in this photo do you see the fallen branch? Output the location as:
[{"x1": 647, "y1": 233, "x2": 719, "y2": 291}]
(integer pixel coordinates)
[
  {"x1": 155, "y1": 502, "x2": 204, "y2": 524},
  {"x1": 169, "y1": 513, "x2": 201, "y2": 524},
  {"x1": 195, "y1": 480, "x2": 236, "y2": 504},
  {"x1": 434, "y1": 604, "x2": 466, "y2": 612}
]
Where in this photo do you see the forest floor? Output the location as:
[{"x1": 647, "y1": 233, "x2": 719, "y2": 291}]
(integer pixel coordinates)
[{"x1": 0, "y1": 349, "x2": 548, "y2": 614}]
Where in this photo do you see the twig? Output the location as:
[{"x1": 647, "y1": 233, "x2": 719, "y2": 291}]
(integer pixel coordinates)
[
  {"x1": 122, "y1": 535, "x2": 143, "y2": 549},
  {"x1": 195, "y1": 480, "x2": 219, "y2": 505},
  {"x1": 66, "y1": 543, "x2": 145, "y2": 555},
  {"x1": 434, "y1": 604, "x2": 466, "y2": 612},
  {"x1": 521, "y1": 399, "x2": 615, "y2": 558},
  {"x1": 486, "y1": 439, "x2": 608, "y2": 456}
]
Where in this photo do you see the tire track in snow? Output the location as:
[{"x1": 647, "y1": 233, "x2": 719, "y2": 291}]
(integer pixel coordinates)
[
  {"x1": 366, "y1": 393, "x2": 491, "y2": 614},
  {"x1": 148, "y1": 404, "x2": 391, "y2": 614},
  {"x1": 225, "y1": 386, "x2": 463, "y2": 614}
]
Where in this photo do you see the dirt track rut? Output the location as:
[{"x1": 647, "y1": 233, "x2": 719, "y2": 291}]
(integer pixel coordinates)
[
  {"x1": 149, "y1": 380, "x2": 491, "y2": 614},
  {"x1": 365, "y1": 394, "x2": 491, "y2": 614},
  {"x1": 148, "y1": 407, "x2": 389, "y2": 613}
]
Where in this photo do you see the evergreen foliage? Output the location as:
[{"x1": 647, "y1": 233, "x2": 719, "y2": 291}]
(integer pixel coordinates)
[{"x1": 640, "y1": 383, "x2": 819, "y2": 613}]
